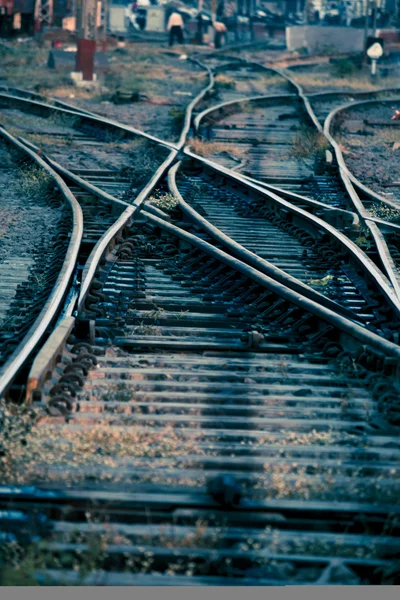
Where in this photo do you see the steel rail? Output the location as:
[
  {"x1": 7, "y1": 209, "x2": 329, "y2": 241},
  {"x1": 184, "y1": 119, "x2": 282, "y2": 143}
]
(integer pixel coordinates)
[
  {"x1": 24, "y1": 124, "x2": 398, "y2": 331},
  {"x1": 168, "y1": 162, "x2": 362, "y2": 323},
  {"x1": 0, "y1": 85, "x2": 95, "y2": 116},
  {"x1": 226, "y1": 171, "x2": 360, "y2": 228},
  {"x1": 0, "y1": 92, "x2": 178, "y2": 151},
  {"x1": 141, "y1": 209, "x2": 400, "y2": 367},
  {"x1": 75, "y1": 56, "x2": 215, "y2": 311},
  {"x1": 177, "y1": 58, "x2": 214, "y2": 149},
  {"x1": 324, "y1": 97, "x2": 400, "y2": 212},
  {"x1": 18, "y1": 137, "x2": 136, "y2": 210},
  {"x1": 76, "y1": 148, "x2": 178, "y2": 313},
  {"x1": 194, "y1": 92, "x2": 297, "y2": 133},
  {"x1": 183, "y1": 147, "x2": 400, "y2": 317},
  {"x1": 199, "y1": 57, "x2": 400, "y2": 307},
  {"x1": 0, "y1": 128, "x2": 83, "y2": 398},
  {"x1": 19, "y1": 136, "x2": 400, "y2": 371},
  {"x1": 323, "y1": 97, "x2": 400, "y2": 300},
  {"x1": 17, "y1": 138, "x2": 364, "y2": 325},
  {"x1": 1, "y1": 56, "x2": 213, "y2": 152}
]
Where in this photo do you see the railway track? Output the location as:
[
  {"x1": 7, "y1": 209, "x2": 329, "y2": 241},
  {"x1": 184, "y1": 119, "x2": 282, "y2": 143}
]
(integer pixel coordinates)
[
  {"x1": 0, "y1": 128, "x2": 82, "y2": 398},
  {"x1": 0, "y1": 47, "x2": 399, "y2": 586},
  {"x1": 168, "y1": 155, "x2": 400, "y2": 335},
  {"x1": 192, "y1": 56, "x2": 400, "y2": 306},
  {"x1": 2, "y1": 189, "x2": 398, "y2": 585},
  {"x1": 0, "y1": 98, "x2": 173, "y2": 203}
]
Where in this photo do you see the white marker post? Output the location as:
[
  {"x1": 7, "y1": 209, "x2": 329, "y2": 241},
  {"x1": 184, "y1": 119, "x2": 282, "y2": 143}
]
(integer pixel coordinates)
[{"x1": 367, "y1": 42, "x2": 383, "y2": 80}]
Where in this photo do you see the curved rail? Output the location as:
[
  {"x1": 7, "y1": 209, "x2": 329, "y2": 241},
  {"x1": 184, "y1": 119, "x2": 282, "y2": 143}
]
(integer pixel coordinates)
[
  {"x1": 76, "y1": 58, "x2": 214, "y2": 310},
  {"x1": 168, "y1": 161, "x2": 361, "y2": 323},
  {"x1": 324, "y1": 97, "x2": 400, "y2": 212},
  {"x1": 0, "y1": 85, "x2": 96, "y2": 116},
  {"x1": 0, "y1": 92, "x2": 177, "y2": 151},
  {"x1": 182, "y1": 148, "x2": 400, "y2": 319},
  {"x1": 197, "y1": 56, "x2": 400, "y2": 308},
  {"x1": 0, "y1": 128, "x2": 83, "y2": 397},
  {"x1": 143, "y1": 209, "x2": 400, "y2": 364},
  {"x1": 177, "y1": 58, "x2": 214, "y2": 149}
]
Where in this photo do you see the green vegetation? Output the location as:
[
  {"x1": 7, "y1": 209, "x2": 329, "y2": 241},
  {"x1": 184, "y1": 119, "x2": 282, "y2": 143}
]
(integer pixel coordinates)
[
  {"x1": 17, "y1": 165, "x2": 53, "y2": 200},
  {"x1": 148, "y1": 192, "x2": 179, "y2": 212},
  {"x1": 332, "y1": 58, "x2": 356, "y2": 78},
  {"x1": 368, "y1": 204, "x2": 400, "y2": 224}
]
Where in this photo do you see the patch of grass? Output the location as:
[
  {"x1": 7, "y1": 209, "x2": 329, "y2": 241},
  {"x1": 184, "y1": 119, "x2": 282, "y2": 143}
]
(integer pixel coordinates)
[
  {"x1": 0, "y1": 400, "x2": 38, "y2": 481},
  {"x1": 25, "y1": 132, "x2": 73, "y2": 148},
  {"x1": 189, "y1": 138, "x2": 244, "y2": 158},
  {"x1": 16, "y1": 165, "x2": 53, "y2": 201},
  {"x1": 291, "y1": 70, "x2": 400, "y2": 92},
  {"x1": 354, "y1": 234, "x2": 372, "y2": 250},
  {"x1": 214, "y1": 74, "x2": 236, "y2": 90},
  {"x1": 368, "y1": 204, "x2": 400, "y2": 223},
  {"x1": 290, "y1": 127, "x2": 329, "y2": 159},
  {"x1": 148, "y1": 192, "x2": 179, "y2": 212},
  {"x1": 332, "y1": 58, "x2": 356, "y2": 78}
]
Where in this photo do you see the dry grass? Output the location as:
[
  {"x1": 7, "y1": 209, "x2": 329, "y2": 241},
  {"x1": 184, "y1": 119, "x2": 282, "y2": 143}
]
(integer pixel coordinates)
[
  {"x1": 189, "y1": 138, "x2": 244, "y2": 158},
  {"x1": 378, "y1": 129, "x2": 400, "y2": 145},
  {"x1": 0, "y1": 208, "x2": 19, "y2": 239},
  {"x1": 368, "y1": 204, "x2": 400, "y2": 223},
  {"x1": 291, "y1": 71, "x2": 400, "y2": 92},
  {"x1": 290, "y1": 127, "x2": 329, "y2": 159},
  {"x1": 214, "y1": 74, "x2": 236, "y2": 89},
  {"x1": 148, "y1": 192, "x2": 179, "y2": 212},
  {"x1": 17, "y1": 165, "x2": 53, "y2": 199}
]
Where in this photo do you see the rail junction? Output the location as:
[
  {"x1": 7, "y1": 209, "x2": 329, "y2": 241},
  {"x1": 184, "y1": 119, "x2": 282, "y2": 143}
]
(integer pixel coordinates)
[{"x1": 0, "y1": 44, "x2": 399, "y2": 586}]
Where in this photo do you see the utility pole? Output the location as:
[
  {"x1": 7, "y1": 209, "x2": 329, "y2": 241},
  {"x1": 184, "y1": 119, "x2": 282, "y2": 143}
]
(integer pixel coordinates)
[
  {"x1": 212, "y1": 0, "x2": 217, "y2": 22},
  {"x1": 363, "y1": 0, "x2": 371, "y2": 64},
  {"x1": 99, "y1": 0, "x2": 108, "y2": 52},
  {"x1": 196, "y1": 0, "x2": 204, "y2": 44},
  {"x1": 75, "y1": 0, "x2": 98, "y2": 81},
  {"x1": 372, "y1": 0, "x2": 378, "y2": 34}
]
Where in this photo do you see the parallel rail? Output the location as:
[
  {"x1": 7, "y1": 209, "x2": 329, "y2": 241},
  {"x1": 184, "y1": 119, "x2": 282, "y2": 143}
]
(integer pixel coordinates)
[
  {"x1": 0, "y1": 49, "x2": 400, "y2": 586},
  {"x1": 0, "y1": 128, "x2": 83, "y2": 398}
]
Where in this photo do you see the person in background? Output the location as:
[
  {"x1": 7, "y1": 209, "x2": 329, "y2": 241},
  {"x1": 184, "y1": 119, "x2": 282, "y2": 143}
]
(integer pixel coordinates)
[
  {"x1": 216, "y1": 1, "x2": 225, "y2": 20},
  {"x1": 167, "y1": 9, "x2": 185, "y2": 46},
  {"x1": 338, "y1": 0, "x2": 347, "y2": 25},
  {"x1": 345, "y1": 1, "x2": 353, "y2": 26},
  {"x1": 213, "y1": 21, "x2": 227, "y2": 49}
]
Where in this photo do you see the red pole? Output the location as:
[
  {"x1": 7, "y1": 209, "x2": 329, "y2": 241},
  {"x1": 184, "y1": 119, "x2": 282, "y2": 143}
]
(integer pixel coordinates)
[
  {"x1": 75, "y1": 0, "x2": 98, "y2": 81},
  {"x1": 76, "y1": 38, "x2": 97, "y2": 80}
]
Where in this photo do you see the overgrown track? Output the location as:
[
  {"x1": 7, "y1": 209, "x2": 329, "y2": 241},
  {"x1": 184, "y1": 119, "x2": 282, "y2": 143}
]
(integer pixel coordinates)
[
  {"x1": 193, "y1": 56, "x2": 400, "y2": 311},
  {"x1": 169, "y1": 156, "x2": 400, "y2": 337},
  {"x1": 0, "y1": 129, "x2": 82, "y2": 398},
  {"x1": 5, "y1": 206, "x2": 400, "y2": 585},
  {"x1": 1, "y1": 48, "x2": 400, "y2": 586},
  {"x1": 0, "y1": 97, "x2": 173, "y2": 203}
]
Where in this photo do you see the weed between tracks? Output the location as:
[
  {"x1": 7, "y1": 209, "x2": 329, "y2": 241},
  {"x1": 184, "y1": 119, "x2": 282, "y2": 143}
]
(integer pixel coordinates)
[
  {"x1": 16, "y1": 165, "x2": 53, "y2": 199},
  {"x1": 189, "y1": 138, "x2": 244, "y2": 158},
  {"x1": 289, "y1": 126, "x2": 329, "y2": 159},
  {"x1": 214, "y1": 74, "x2": 237, "y2": 90},
  {"x1": 0, "y1": 509, "x2": 397, "y2": 585},
  {"x1": 148, "y1": 193, "x2": 179, "y2": 213},
  {"x1": 289, "y1": 67, "x2": 400, "y2": 93},
  {"x1": 367, "y1": 204, "x2": 400, "y2": 223}
]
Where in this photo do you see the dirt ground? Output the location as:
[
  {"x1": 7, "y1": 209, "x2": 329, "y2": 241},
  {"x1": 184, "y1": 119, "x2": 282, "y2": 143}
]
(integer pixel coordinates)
[
  {"x1": 0, "y1": 38, "x2": 208, "y2": 142},
  {"x1": 336, "y1": 102, "x2": 400, "y2": 206}
]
